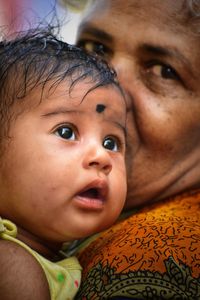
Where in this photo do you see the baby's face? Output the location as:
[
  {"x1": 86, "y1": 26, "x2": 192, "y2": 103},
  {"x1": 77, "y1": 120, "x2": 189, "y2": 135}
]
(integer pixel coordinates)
[{"x1": 0, "y1": 81, "x2": 127, "y2": 243}]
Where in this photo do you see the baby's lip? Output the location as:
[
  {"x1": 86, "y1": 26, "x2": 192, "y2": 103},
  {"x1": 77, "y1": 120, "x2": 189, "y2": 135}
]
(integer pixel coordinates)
[{"x1": 77, "y1": 179, "x2": 109, "y2": 202}]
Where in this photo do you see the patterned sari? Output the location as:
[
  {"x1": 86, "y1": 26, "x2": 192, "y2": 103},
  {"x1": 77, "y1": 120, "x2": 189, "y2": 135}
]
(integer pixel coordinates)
[{"x1": 75, "y1": 190, "x2": 200, "y2": 299}]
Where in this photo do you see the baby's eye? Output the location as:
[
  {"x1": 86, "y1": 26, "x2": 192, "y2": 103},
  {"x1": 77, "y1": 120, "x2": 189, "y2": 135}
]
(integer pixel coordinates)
[
  {"x1": 148, "y1": 63, "x2": 181, "y2": 81},
  {"x1": 78, "y1": 40, "x2": 109, "y2": 58},
  {"x1": 55, "y1": 126, "x2": 76, "y2": 140},
  {"x1": 103, "y1": 136, "x2": 119, "y2": 152}
]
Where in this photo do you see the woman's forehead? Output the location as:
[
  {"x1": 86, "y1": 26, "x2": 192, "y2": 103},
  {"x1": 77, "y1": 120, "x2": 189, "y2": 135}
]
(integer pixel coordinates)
[
  {"x1": 81, "y1": 0, "x2": 200, "y2": 56},
  {"x1": 87, "y1": 0, "x2": 195, "y2": 30}
]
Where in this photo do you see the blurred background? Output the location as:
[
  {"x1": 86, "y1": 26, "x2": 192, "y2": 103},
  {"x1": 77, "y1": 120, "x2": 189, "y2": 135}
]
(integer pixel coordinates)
[{"x1": 0, "y1": 0, "x2": 85, "y2": 43}]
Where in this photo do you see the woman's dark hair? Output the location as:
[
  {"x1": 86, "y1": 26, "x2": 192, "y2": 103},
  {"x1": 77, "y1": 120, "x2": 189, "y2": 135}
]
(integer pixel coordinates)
[{"x1": 0, "y1": 28, "x2": 120, "y2": 140}]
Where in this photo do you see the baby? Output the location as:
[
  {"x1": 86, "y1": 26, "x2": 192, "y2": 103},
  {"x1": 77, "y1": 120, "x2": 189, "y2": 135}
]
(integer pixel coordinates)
[{"x1": 0, "y1": 29, "x2": 127, "y2": 300}]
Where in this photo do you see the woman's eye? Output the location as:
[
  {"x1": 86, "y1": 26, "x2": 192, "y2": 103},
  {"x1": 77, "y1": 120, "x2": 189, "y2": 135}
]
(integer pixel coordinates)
[
  {"x1": 148, "y1": 63, "x2": 180, "y2": 81},
  {"x1": 78, "y1": 40, "x2": 108, "y2": 57},
  {"x1": 103, "y1": 137, "x2": 119, "y2": 152},
  {"x1": 55, "y1": 126, "x2": 76, "y2": 140}
]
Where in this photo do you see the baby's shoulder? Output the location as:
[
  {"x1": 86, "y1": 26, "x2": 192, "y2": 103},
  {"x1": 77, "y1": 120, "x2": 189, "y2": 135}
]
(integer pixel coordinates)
[
  {"x1": 0, "y1": 240, "x2": 50, "y2": 300},
  {"x1": 0, "y1": 238, "x2": 40, "y2": 267}
]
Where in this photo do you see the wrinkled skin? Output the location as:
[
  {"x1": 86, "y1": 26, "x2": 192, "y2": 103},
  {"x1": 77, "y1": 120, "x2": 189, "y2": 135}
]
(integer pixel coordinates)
[{"x1": 77, "y1": 0, "x2": 200, "y2": 208}]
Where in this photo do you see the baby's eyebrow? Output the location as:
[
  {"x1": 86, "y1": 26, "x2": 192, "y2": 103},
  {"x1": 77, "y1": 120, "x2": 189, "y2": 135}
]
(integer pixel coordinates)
[
  {"x1": 41, "y1": 108, "x2": 127, "y2": 136},
  {"x1": 41, "y1": 109, "x2": 78, "y2": 117},
  {"x1": 110, "y1": 120, "x2": 127, "y2": 138}
]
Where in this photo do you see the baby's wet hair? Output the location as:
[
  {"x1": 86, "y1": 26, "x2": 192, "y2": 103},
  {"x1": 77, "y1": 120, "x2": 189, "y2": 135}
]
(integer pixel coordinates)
[{"x1": 0, "y1": 27, "x2": 120, "y2": 142}]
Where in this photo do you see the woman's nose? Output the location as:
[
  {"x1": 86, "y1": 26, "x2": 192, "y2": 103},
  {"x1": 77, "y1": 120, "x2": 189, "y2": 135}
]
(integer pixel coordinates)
[
  {"x1": 83, "y1": 145, "x2": 112, "y2": 176},
  {"x1": 111, "y1": 55, "x2": 137, "y2": 110},
  {"x1": 112, "y1": 55, "x2": 135, "y2": 92}
]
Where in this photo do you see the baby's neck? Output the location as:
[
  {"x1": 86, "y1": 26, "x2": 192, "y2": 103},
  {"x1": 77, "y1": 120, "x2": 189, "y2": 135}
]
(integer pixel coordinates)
[{"x1": 17, "y1": 226, "x2": 62, "y2": 261}]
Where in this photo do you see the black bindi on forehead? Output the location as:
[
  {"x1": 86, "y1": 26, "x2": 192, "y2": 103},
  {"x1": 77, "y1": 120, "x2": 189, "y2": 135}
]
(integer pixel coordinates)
[{"x1": 96, "y1": 104, "x2": 106, "y2": 113}]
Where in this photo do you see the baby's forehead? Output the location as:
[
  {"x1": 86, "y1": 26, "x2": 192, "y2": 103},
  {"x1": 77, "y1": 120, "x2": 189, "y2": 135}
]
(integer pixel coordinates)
[
  {"x1": 34, "y1": 82, "x2": 127, "y2": 134},
  {"x1": 33, "y1": 80, "x2": 126, "y2": 114},
  {"x1": 69, "y1": 84, "x2": 126, "y2": 115}
]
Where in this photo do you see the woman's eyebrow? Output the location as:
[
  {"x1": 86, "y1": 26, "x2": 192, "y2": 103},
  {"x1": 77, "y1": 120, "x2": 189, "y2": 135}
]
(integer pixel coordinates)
[
  {"x1": 142, "y1": 44, "x2": 182, "y2": 58},
  {"x1": 141, "y1": 43, "x2": 195, "y2": 77},
  {"x1": 78, "y1": 24, "x2": 113, "y2": 43},
  {"x1": 142, "y1": 44, "x2": 190, "y2": 65}
]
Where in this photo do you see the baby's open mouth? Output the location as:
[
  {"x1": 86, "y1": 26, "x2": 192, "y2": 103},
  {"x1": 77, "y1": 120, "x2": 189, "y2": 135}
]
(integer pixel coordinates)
[
  {"x1": 78, "y1": 188, "x2": 101, "y2": 199},
  {"x1": 75, "y1": 179, "x2": 108, "y2": 210}
]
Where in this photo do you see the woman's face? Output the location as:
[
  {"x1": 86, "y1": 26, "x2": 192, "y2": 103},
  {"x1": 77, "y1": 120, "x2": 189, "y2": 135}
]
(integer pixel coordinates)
[{"x1": 77, "y1": 0, "x2": 200, "y2": 207}]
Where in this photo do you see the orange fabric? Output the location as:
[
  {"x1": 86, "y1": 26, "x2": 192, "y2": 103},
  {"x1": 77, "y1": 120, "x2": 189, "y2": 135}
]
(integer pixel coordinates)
[{"x1": 76, "y1": 190, "x2": 200, "y2": 299}]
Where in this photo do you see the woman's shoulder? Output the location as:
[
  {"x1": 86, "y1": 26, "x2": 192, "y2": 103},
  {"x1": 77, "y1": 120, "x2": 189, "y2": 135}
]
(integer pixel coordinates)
[
  {"x1": 75, "y1": 190, "x2": 200, "y2": 299},
  {"x1": 0, "y1": 239, "x2": 50, "y2": 300}
]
